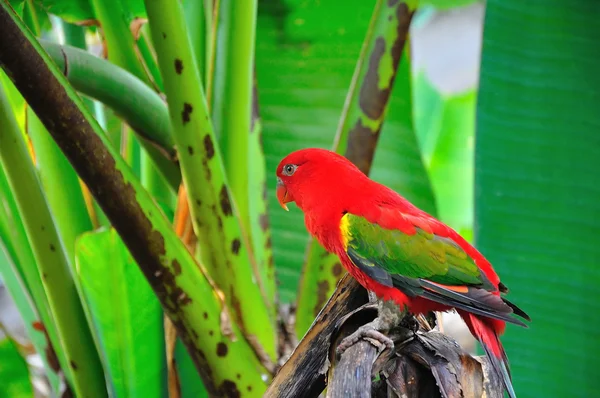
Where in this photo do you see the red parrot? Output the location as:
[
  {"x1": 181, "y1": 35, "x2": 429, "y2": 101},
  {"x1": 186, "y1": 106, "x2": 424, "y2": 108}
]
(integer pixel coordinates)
[{"x1": 276, "y1": 148, "x2": 529, "y2": 398}]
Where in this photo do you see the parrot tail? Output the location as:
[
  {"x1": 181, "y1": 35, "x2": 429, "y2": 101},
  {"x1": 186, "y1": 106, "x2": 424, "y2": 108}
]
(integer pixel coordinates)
[{"x1": 459, "y1": 311, "x2": 516, "y2": 398}]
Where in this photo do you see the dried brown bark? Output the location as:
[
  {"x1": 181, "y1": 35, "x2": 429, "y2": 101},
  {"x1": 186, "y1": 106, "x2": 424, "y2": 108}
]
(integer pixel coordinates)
[{"x1": 267, "y1": 275, "x2": 505, "y2": 398}]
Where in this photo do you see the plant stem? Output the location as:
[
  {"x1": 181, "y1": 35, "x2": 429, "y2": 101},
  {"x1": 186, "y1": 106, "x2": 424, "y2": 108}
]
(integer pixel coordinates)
[
  {"x1": 27, "y1": 108, "x2": 93, "y2": 265},
  {"x1": 212, "y1": 0, "x2": 257, "y2": 235},
  {"x1": 40, "y1": 41, "x2": 180, "y2": 191},
  {"x1": 143, "y1": 0, "x2": 277, "y2": 360},
  {"x1": 0, "y1": 78, "x2": 107, "y2": 398},
  {"x1": 183, "y1": 0, "x2": 207, "y2": 88},
  {"x1": 0, "y1": 3, "x2": 270, "y2": 393}
]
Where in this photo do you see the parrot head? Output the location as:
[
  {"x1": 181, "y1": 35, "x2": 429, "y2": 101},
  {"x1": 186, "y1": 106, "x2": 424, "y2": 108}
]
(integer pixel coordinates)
[{"x1": 275, "y1": 148, "x2": 362, "y2": 211}]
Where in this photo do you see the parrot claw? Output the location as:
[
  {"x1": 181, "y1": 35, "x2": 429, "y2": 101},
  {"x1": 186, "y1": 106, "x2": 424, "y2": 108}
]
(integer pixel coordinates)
[{"x1": 336, "y1": 320, "x2": 395, "y2": 355}]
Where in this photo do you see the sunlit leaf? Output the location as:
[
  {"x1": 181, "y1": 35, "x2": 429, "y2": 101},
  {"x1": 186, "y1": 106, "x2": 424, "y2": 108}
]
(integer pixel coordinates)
[{"x1": 76, "y1": 228, "x2": 167, "y2": 397}]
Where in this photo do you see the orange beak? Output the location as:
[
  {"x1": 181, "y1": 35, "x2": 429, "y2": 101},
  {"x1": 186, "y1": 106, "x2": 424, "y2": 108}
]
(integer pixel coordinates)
[{"x1": 276, "y1": 177, "x2": 290, "y2": 211}]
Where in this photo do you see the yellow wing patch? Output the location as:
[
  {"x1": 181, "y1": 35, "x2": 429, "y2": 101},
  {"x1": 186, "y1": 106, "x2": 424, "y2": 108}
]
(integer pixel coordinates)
[{"x1": 339, "y1": 213, "x2": 351, "y2": 251}]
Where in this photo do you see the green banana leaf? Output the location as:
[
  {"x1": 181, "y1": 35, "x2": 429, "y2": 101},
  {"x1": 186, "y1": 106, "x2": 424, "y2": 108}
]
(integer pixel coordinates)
[
  {"x1": 75, "y1": 228, "x2": 167, "y2": 397},
  {"x1": 475, "y1": 1, "x2": 600, "y2": 397}
]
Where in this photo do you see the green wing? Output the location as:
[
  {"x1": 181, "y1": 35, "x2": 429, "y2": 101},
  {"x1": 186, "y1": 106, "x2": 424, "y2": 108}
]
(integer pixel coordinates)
[
  {"x1": 343, "y1": 212, "x2": 486, "y2": 287},
  {"x1": 341, "y1": 211, "x2": 529, "y2": 326}
]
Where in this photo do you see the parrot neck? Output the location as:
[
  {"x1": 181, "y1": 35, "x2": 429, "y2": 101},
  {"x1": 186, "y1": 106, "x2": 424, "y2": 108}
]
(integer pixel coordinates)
[{"x1": 298, "y1": 177, "x2": 372, "y2": 254}]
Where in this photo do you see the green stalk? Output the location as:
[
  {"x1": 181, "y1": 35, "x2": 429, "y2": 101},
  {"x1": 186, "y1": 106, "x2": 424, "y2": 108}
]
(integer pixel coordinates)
[
  {"x1": 211, "y1": 0, "x2": 275, "y2": 312},
  {"x1": 0, "y1": 84, "x2": 106, "y2": 397},
  {"x1": 0, "y1": 4, "x2": 270, "y2": 394},
  {"x1": 183, "y1": 0, "x2": 206, "y2": 87},
  {"x1": 57, "y1": 20, "x2": 97, "y2": 117},
  {"x1": 27, "y1": 108, "x2": 93, "y2": 265},
  {"x1": 141, "y1": 149, "x2": 176, "y2": 212},
  {"x1": 60, "y1": 20, "x2": 87, "y2": 50},
  {"x1": 137, "y1": 26, "x2": 165, "y2": 91},
  {"x1": 0, "y1": 152, "x2": 66, "y2": 378},
  {"x1": 24, "y1": 3, "x2": 93, "y2": 268},
  {"x1": 247, "y1": 78, "x2": 277, "y2": 310},
  {"x1": 89, "y1": 0, "x2": 150, "y2": 85},
  {"x1": 40, "y1": 41, "x2": 180, "y2": 191},
  {"x1": 295, "y1": 0, "x2": 416, "y2": 337},
  {"x1": 212, "y1": 0, "x2": 256, "y2": 235},
  {"x1": 123, "y1": 127, "x2": 142, "y2": 179},
  {"x1": 0, "y1": 230, "x2": 61, "y2": 392},
  {"x1": 0, "y1": 82, "x2": 69, "y2": 392},
  {"x1": 144, "y1": 0, "x2": 277, "y2": 360},
  {"x1": 22, "y1": 0, "x2": 40, "y2": 35}
]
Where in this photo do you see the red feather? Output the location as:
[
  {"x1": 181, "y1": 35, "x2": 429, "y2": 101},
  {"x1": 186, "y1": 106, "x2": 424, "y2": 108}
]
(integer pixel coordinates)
[{"x1": 276, "y1": 148, "x2": 527, "y2": 398}]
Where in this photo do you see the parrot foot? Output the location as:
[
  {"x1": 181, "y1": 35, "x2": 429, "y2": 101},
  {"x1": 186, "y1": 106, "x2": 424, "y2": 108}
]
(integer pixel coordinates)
[{"x1": 336, "y1": 319, "x2": 395, "y2": 355}]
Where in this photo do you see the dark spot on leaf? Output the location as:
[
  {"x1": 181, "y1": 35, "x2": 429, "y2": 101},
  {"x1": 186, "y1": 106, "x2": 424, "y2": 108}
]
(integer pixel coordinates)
[
  {"x1": 172, "y1": 259, "x2": 182, "y2": 276},
  {"x1": 236, "y1": 373, "x2": 241, "y2": 380},
  {"x1": 203, "y1": 134, "x2": 215, "y2": 159},
  {"x1": 203, "y1": 312, "x2": 208, "y2": 320},
  {"x1": 345, "y1": 119, "x2": 377, "y2": 175},
  {"x1": 259, "y1": 213, "x2": 269, "y2": 231},
  {"x1": 182, "y1": 103, "x2": 193, "y2": 124},
  {"x1": 188, "y1": 146, "x2": 194, "y2": 155},
  {"x1": 192, "y1": 329, "x2": 199, "y2": 339},
  {"x1": 265, "y1": 236, "x2": 272, "y2": 249},
  {"x1": 70, "y1": 360, "x2": 78, "y2": 370},
  {"x1": 195, "y1": 199, "x2": 202, "y2": 206},
  {"x1": 174, "y1": 58, "x2": 183, "y2": 74},
  {"x1": 45, "y1": 345, "x2": 60, "y2": 372},
  {"x1": 314, "y1": 280, "x2": 330, "y2": 316},
  {"x1": 201, "y1": 158, "x2": 212, "y2": 180},
  {"x1": 332, "y1": 262, "x2": 343, "y2": 277},
  {"x1": 320, "y1": 250, "x2": 329, "y2": 259},
  {"x1": 217, "y1": 216, "x2": 223, "y2": 230},
  {"x1": 247, "y1": 386, "x2": 252, "y2": 392},
  {"x1": 41, "y1": 225, "x2": 45, "y2": 231},
  {"x1": 209, "y1": 330, "x2": 214, "y2": 336},
  {"x1": 230, "y1": 286, "x2": 246, "y2": 330},
  {"x1": 49, "y1": 244, "x2": 55, "y2": 252},
  {"x1": 358, "y1": 3, "x2": 410, "y2": 123},
  {"x1": 219, "y1": 185, "x2": 233, "y2": 216},
  {"x1": 231, "y1": 238, "x2": 241, "y2": 255},
  {"x1": 319, "y1": 265, "x2": 323, "y2": 271},
  {"x1": 42, "y1": 273, "x2": 48, "y2": 280},
  {"x1": 216, "y1": 342, "x2": 228, "y2": 357},
  {"x1": 162, "y1": 32, "x2": 166, "y2": 38},
  {"x1": 219, "y1": 380, "x2": 240, "y2": 398}
]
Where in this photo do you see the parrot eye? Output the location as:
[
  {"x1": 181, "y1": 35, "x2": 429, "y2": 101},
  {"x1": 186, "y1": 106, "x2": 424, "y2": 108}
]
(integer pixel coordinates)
[{"x1": 283, "y1": 164, "x2": 297, "y2": 176}]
